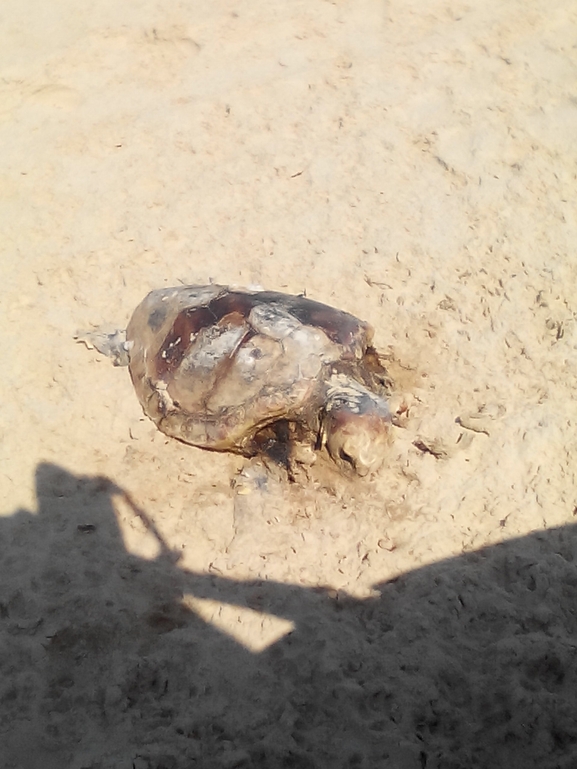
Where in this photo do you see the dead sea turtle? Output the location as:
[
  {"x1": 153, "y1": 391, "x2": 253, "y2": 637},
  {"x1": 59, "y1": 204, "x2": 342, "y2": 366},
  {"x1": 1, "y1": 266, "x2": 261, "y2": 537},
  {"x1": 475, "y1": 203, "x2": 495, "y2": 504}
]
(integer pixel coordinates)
[{"x1": 81, "y1": 285, "x2": 393, "y2": 476}]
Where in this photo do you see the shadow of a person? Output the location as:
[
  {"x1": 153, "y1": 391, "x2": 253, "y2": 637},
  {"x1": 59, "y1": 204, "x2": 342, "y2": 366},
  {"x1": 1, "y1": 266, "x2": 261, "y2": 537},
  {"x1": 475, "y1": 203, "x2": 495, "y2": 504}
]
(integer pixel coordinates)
[
  {"x1": 2, "y1": 463, "x2": 577, "y2": 769},
  {"x1": 1, "y1": 463, "x2": 259, "y2": 769}
]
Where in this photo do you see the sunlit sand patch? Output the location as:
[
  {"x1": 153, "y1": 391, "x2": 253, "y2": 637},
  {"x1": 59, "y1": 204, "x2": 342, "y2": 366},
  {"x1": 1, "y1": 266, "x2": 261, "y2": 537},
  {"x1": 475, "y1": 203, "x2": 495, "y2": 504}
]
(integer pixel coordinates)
[
  {"x1": 113, "y1": 492, "x2": 163, "y2": 560},
  {"x1": 182, "y1": 595, "x2": 295, "y2": 652}
]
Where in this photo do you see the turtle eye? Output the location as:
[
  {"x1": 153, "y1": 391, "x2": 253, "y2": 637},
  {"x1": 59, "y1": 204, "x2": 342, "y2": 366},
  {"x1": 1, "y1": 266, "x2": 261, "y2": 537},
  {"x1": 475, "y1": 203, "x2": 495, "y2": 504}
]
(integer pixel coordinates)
[{"x1": 339, "y1": 448, "x2": 355, "y2": 468}]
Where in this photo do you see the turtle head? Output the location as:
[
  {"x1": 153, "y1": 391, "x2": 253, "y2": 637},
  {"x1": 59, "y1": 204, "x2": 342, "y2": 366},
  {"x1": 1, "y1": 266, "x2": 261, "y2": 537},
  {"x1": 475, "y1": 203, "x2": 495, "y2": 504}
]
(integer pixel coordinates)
[{"x1": 321, "y1": 376, "x2": 393, "y2": 476}]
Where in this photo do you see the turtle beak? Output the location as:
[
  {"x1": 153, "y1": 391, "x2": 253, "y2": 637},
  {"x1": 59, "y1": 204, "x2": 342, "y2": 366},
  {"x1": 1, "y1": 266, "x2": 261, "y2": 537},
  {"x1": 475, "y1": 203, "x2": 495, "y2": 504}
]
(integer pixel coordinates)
[{"x1": 323, "y1": 407, "x2": 391, "y2": 476}]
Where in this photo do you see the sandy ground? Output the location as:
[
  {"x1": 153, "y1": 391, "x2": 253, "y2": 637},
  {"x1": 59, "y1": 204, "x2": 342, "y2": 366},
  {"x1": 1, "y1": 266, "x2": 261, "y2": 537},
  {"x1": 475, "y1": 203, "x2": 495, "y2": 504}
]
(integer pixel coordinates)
[{"x1": 2, "y1": 0, "x2": 577, "y2": 766}]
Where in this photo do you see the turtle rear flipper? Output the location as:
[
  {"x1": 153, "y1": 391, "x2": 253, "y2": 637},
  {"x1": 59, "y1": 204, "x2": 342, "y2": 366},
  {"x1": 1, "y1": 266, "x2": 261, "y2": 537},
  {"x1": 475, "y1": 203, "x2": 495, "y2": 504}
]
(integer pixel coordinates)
[{"x1": 75, "y1": 327, "x2": 131, "y2": 367}]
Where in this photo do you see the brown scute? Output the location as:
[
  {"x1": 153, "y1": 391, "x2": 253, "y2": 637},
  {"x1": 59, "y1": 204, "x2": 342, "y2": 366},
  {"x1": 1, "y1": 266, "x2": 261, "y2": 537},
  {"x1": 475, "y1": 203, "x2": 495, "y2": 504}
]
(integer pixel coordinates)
[
  {"x1": 211, "y1": 291, "x2": 262, "y2": 320},
  {"x1": 250, "y1": 291, "x2": 366, "y2": 347},
  {"x1": 154, "y1": 297, "x2": 257, "y2": 379},
  {"x1": 155, "y1": 305, "x2": 218, "y2": 377}
]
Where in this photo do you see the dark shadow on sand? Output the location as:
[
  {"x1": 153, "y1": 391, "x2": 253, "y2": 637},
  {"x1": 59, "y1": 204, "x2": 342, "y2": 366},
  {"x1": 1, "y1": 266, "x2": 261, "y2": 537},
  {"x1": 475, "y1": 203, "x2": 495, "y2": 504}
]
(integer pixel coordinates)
[{"x1": 2, "y1": 463, "x2": 577, "y2": 769}]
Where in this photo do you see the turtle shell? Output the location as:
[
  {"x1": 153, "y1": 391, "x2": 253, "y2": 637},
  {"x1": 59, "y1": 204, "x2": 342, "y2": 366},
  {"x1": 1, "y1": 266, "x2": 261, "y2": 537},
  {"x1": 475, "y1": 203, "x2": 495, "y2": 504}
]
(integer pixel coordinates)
[{"x1": 126, "y1": 285, "x2": 376, "y2": 453}]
